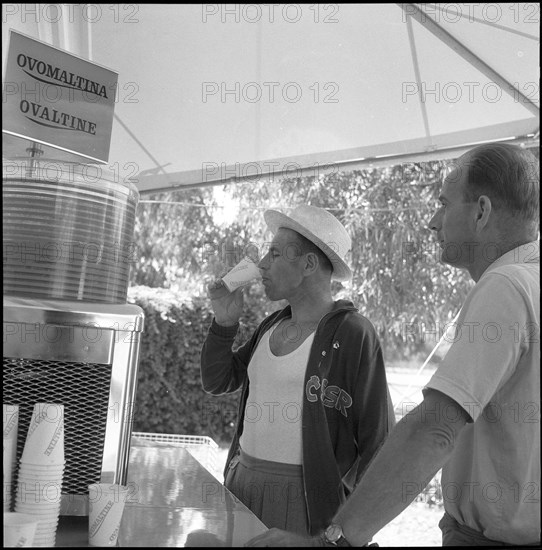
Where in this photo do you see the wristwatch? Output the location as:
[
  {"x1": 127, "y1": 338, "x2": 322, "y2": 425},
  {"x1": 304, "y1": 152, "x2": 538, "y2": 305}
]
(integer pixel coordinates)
[{"x1": 322, "y1": 523, "x2": 350, "y2": 547}]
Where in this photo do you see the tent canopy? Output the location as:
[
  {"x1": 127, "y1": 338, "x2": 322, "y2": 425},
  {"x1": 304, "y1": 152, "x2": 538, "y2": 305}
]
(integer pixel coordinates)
[{"x1": 2, "y1": 3, "x2": 539, "y2": 194}]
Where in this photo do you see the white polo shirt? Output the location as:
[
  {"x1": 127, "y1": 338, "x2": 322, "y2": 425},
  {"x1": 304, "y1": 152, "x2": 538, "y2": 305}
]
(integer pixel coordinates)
[{"x1": 425, "y1": 240, "x2": 540, "y2": 545}]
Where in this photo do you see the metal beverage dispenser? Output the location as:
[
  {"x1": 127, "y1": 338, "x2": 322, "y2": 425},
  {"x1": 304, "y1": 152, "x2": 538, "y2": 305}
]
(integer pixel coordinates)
[{"x1": 3, "y1": 158, "x2": 145, "y2": 515}]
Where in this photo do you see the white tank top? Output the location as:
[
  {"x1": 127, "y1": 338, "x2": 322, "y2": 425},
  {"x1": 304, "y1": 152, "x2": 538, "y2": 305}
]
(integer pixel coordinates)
[{"x1": 239, "y1": 324, "x2": 315, "y2": 464}]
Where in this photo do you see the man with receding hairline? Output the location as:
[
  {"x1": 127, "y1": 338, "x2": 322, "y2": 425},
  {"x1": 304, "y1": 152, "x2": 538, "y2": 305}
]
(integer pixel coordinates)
[{"x1": 248, "y1": 143, "x2": 540, "y2": 547}]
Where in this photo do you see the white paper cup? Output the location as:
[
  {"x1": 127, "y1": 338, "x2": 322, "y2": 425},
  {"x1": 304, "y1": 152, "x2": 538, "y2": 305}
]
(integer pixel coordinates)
[
  {"x1": 88, "y1": 484, "x2": 129, "y2": 547},
  {"x1": 17, "y1": 470, "x2": 64, "y2": 482},
  {"x1": 14, "y1": 506, "x2": 60, "y2": 517},
  {"x1": 3, "y1": 482, "x2": 13, "y2": 513},
  {"x1": 221, "y1": 257, "x2": 262, "y2": 292},
  {"x1": 3, "y1": 405, "x2": 19, "y2": 510},
  {"x1": 3, "y1": 512, "x2": 39, "y2": 547},
  {"x1": 34, "y1": 518, "x2": 59, "y2": 530},
  {"x1": 3, "y1": 438, "x2": 17, "y2": 500},
  {"x1": 3, "y1": 405, "x2": 19, "y2": 440},
  {"x1": 17, "y1": 464, "x2": 64, "y2": 477},
  {"x1": 32, "y1": 527, "x2": 58, "y2": 548},
  {"x1": 21, "y1": 404, "x2": 64, "y2": 465},
  {"x1": 15, "y1": 480, "x2": 62, "y2": 505},
  {"x1": 18, "y1": 461, "x2": 65, "y2": 472}
]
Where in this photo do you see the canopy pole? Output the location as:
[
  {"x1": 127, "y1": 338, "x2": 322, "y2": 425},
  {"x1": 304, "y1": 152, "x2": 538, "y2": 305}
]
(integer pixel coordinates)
[{"x1": 398, "y1": 3, "x2": 540, "y2": 117}]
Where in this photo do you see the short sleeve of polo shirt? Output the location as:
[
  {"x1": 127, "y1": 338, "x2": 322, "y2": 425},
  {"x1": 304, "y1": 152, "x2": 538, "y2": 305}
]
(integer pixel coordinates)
[{"x1": 424, "y1": 271, "x2": 530, "y2": 422}]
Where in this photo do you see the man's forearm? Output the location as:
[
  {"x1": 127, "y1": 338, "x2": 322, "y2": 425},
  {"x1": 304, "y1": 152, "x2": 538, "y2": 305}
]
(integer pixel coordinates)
[
  {"x1": 200, "y1": 320, "x2": 241, "y2": 394},
  {"x1": 334, "y1": 395, "x2": 466, "y2": 546}
]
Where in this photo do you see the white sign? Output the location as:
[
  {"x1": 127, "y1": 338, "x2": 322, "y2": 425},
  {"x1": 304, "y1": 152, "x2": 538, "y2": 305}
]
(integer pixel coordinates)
[{"x1": 2, "y1": 30, "x2": 118, "y2": 164}]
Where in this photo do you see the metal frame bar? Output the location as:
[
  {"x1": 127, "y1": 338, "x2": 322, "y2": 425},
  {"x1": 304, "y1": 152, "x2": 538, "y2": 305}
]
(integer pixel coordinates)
[
  {"x1": 398, "y1": 3, "x2": 540, "y2": 116},
  {"x1": 134, "y1": 118, "x2": 539, "y2": 193}
]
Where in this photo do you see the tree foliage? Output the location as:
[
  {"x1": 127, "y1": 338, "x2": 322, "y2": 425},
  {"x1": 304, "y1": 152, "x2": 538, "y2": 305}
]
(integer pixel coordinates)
[
  {"x1": 130, "y1": 160, "x2": 476, "y2": 360},
  {"x1": 128, "y1": 286, "x2": 245, "y2": 444}
]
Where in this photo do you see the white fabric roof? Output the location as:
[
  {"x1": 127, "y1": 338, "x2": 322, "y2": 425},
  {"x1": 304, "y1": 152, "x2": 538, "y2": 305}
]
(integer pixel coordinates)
[{"x1": 2, "y1": 3, "x2": 539, "y2": 194}]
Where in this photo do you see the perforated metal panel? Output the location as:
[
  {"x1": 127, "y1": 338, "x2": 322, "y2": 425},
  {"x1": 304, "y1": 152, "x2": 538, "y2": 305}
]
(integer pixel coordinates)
[
  {"x1": 3, "y1": 297, "x2": 145, "y2": 516},
  {"x1": 3, "y1": 358, "x2": 111, "y2": 498}
]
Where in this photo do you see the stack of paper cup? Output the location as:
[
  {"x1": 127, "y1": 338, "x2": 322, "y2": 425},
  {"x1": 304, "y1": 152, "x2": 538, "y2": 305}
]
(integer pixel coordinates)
[
  {"x1": 221, "y1": 256, "x2": 262, "y2": 292},
  {"x1": 3, "y1": 404, "x2": 19, "y2": 512},
  {"x1": 3, "y1": 511, "x2": 39, "y2": 547},
  {"x1": 15, "y1": 403, "x2": 65, "y2": 547}
]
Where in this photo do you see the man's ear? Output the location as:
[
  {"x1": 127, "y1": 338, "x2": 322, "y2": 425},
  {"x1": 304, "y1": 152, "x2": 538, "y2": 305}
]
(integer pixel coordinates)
[
  {"x1": 475, "y1": 195, "x2": 492, "y2": 232},
  {"x1": 304, "y1": 252, "x2": 319, "y2": 275}
]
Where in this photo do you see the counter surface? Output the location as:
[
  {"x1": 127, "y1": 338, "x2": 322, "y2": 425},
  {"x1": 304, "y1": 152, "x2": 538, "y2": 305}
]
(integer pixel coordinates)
[
  {"x1": 118, "y1": 443, "x2": 267, "y2": 547},
  {"x1": 56, "y1": 442, "x2": 268, "y2": 547}
]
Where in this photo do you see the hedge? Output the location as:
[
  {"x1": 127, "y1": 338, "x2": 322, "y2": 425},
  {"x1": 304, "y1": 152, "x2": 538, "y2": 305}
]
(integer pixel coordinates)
[{"x1": 127, "y1": 285, "x2": 260, "y2": 445}]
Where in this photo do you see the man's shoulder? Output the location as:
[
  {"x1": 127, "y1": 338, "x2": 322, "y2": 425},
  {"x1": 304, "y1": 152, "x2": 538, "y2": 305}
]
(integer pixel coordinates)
[
  {"x1": 484, "y1": 241, "x2": 540, "y2": 279},
  {"x1": 478, "y1": 258, "x2": 539, "y2": 298},
  {"x1": 334, "y1": 307, "x2": 379, "y2": 335}
]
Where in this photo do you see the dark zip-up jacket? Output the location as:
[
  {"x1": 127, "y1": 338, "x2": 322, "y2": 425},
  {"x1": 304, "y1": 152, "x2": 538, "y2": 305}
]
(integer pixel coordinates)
[{"x1": 200, "y1": 299, "x2": 396, "y2": 534}]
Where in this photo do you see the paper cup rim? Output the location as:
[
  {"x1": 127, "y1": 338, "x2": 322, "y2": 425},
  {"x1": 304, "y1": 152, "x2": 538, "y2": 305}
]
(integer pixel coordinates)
[{"x1": 3, "y1": 511, "x2": 40, "y2": 524}]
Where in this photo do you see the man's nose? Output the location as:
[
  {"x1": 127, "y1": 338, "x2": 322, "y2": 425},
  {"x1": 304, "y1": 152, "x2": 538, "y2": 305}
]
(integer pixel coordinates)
[{"x1": 428, "y1": 211, "x2": 440, "y2": 232}]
